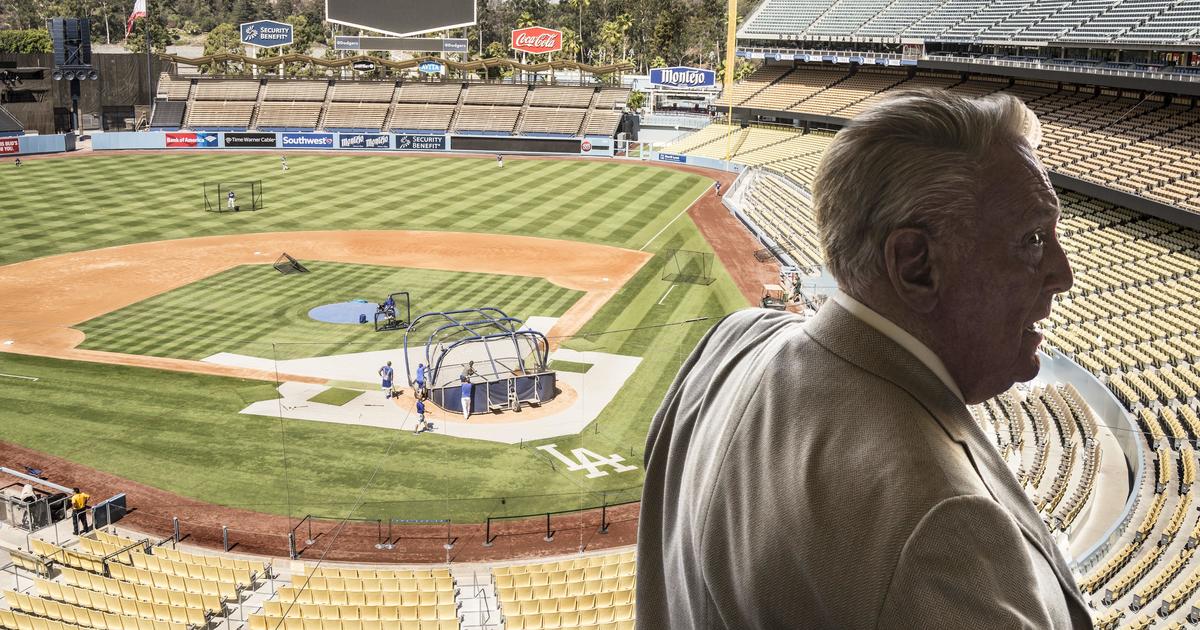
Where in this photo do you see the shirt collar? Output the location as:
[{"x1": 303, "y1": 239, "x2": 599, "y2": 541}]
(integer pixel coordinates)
[{"x1": 830, "y1": 291, "x2": 965, "y2": 403}]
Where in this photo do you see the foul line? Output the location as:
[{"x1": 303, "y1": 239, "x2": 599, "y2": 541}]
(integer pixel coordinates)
[
  {"x1": 640, "y1": 186, "x2": 710, "y2": 252},
  {"x1": 0, "y1": 373, "x2": 39, "y2": 382},
  {"x1": 657, "y1": 285, "x2": 676, "y2": 306}
]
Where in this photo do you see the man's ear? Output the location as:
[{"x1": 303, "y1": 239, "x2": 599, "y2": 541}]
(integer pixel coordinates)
[{"x1": 883, "y1": 228, "x2": 938, "y2": 314}]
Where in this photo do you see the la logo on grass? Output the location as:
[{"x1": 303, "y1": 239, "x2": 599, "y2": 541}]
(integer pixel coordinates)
[{"x1": 537, "y1": 444, "x2": 638, "y2": 478}]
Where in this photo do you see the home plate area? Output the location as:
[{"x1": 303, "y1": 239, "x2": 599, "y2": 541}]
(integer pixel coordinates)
[{"x1": 203, "y1": 317, "x2": 641, "y2": 444}]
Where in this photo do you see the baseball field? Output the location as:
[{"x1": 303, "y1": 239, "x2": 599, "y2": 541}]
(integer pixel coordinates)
[{"x1": 0, "y1": 152, "x2": 750, "y2": 527}]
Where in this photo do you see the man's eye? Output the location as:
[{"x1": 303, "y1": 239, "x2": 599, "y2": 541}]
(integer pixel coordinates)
[{"x1": 1028, "y1": 232, "x2": 1045, "y2": 247}]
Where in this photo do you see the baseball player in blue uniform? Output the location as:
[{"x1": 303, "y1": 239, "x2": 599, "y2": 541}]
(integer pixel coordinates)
[
  {"x1": 414, "y1": 397, "x2": 427, "y2": 434},
  {"x1": 460, "y1": 377, "x2": 473, "y2": 419},
  {"x1": 379, "y1": 361, "x2": 395, "y2": 398}
]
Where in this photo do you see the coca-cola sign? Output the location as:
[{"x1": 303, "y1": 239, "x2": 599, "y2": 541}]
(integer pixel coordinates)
[{"x1": 511, "y1": 26, "x2": 562, "y2": 54}]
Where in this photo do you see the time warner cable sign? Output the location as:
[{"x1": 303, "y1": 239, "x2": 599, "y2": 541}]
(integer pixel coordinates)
[
  {"x1": 240, "y1": 20, "x2": 293, "y2": 48},
  {"x1": 649, "y1": 66, "x2": 716, "y2": 89}
]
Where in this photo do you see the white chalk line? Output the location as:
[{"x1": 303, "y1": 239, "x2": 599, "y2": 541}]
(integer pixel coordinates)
[
  {"x1": 0, "y1": 373, "x2": 39, "y2": 382},
  {"x1": 639, "y1": 186, "x2": 710, "y2": 252},
  {"x1": 657, "y1": 285, "x2": 676, "y2": 306}
]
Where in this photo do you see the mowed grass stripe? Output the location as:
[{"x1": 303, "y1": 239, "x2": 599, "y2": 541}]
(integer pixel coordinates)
[
  {"x1": 77, "y1": 262, "x2": 585, "y2": 360},
  {"x1": 3, "y1": 156, "x2": 707, "y2": 266}
]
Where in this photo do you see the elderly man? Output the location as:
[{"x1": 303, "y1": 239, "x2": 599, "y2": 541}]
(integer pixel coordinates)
[{"x1": 636, "y1": 90, "x2": 1086, "y2": 629}]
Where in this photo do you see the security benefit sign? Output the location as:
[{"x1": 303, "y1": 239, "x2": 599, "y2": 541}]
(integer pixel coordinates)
[
  {"x1": 393, "y1": 134, "x2": 446, "y2": 151},
  {"x1": 536, "y1": 444, "x2": 637, "y2": 479},
  {"x1": 281, "y1": 133, "x2": 334, "y2": 149},
  {"x1": 339, "y1": 133, "x2": 391, "y2": 149},
  {"x1": 240, "y1": 20, "x2": 293, "y2": 48},
  {"x1": 649, "y1": 66, "x2": 717, "y2": 89}
]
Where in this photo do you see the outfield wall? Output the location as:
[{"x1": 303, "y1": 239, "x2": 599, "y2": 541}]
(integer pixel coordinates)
[
  {"x1": 1, "y1": 134, "x2": 76, "y2": 156},
  {"x1": 650, "y1": 151, "x2": 744, "y2": 172},
  {"x1": 90, "y1": 131, "x2": 615, "y2": 156}
]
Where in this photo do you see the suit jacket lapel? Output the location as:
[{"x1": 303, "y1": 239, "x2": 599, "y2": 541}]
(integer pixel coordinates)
[{"x1": 804, "y1": 301, "x2": 1090, "y2": 615}]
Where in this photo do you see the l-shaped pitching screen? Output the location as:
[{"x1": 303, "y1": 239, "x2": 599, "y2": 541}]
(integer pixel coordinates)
[{"x1": 326, "y1": 0, "x2": 476, "y2": 37}]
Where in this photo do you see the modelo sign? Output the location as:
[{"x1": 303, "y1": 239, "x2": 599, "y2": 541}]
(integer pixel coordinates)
[
  {"x1": 418, "y1": 60, "x2": 444, "y2": 74},
  {"x1": 511, "y1": 26, "x2": 562, "y2": 54},
  {"x1": 339, "y1": 133, "x2": 391, "y2": 149},
  {"x1": 240, "y1": 20, "x2": 293, "y2": 48},
  {"x1": 281, "y1": 133, "x2": 334, "y2": 148},
  {"x1": 649, "y1": 66, "x2": 717, "y2": 89}
]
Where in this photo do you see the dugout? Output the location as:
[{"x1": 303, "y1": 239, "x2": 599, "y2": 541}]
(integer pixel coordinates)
[{"x1": 403, "y1": 308, "x2": 556, "y2": 415}]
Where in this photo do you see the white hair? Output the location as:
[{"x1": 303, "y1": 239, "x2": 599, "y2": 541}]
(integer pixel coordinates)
[{"x1": 812, "y1": 89, "x2": 1043, "y2": 296}]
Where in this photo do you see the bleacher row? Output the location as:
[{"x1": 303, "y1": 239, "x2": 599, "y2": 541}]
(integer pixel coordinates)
[
  {"x1": 149, "y1": 75, "x2": 627, "y2": 138},
  {"x1": 739, "y1": 0, "x2": 1200, "y2": 46},
  {"x1": 726, "y1": 64, "x2": 1200, "y2": 214},
  {"x1": 492, "y1": 551, "x2": 636, "y2": 630}
]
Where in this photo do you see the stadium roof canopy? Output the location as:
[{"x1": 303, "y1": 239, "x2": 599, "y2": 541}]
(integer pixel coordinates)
[
  {"x1": 158, "y1": 53, "x2": 634, "y2": 77},
  {"x1": 738, "y1": 0, "x2": 1200, "y2": 49}
]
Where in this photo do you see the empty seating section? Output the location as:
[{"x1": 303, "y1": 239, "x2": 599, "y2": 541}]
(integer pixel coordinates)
[
  {"x1": 520, "y1": 108, "x2": 585, "y2": 135},
  {"x1": 728, "y1": 64, "x2": 789, "y2": 105},
  {"x1": 734, "y1": 63, "x2": 1200, "y2": 213},
  {"x1": 157, "y1": 75, "x2": 192, "y2": 101},
  {"x1": 245, "y1": 566, "x2": 460, "y2": 630},
  {"x1": 529, "y1": 88, "x2": 594, "y2": 108},
  {"x1": 454, "y1": 105, "x2": 520, "y2": 133},
  {"x1": 738, "y1": 0, "x2": 1200, "y2": 44},
  {"x1": 256, "y1": 103, "x2": 322, "y2": 129},
  {"x1": 584, "y1": 111, "x2": 623, "y2": 136},
  {"x1": 396, "y1": 83, "x2": 461, "y2": 104},
  {"x1": 331, "y1": 83, "x2": 395, "y2": 103},
  {"x1": 186, "y1": 102, "x2": 254, "y2": 128},
  {"x1": 739, "y1": 68, "x2": 845, "y2": 111},
  {"x1": 463, "y1": 85, "x2": 528, "y2": 106},
  {"x1": 193, "y1": 80, "x2": 260, "y2": 101},
  {"x1": 322, "y1": 103, "x2": 390, "y2": 130},
  {"x1": 389, "y1": 105, "x2": 455, "y2": 132},
  {"x1": 2, "y1": 590, "x2": 187, "y2": 630},
  {"x1": 493, "y1": 551, "x2": 636, "y2": 630},
  {"x1": 265, "y1": 82, "x2": 329, "y2": 101},
  {"x1": 146, "y1": 78, "x2": 625, "y2": 136},
  {"x1": 592, "y1": 89, "x2": 630, "y2": 110},
  {"x1": 149, "y1": 102, "x2": 186, "y2": 129}
]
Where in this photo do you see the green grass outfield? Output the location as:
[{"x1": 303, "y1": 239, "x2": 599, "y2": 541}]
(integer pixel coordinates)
[
  {"x1": 0, "y1": 154, "x2": 708, "y2": 265},
  {"x1": 0, "y1": 153, "x2": 748, "y2": 522},
  {"x1": 77, "y1": 262, "x2": 582, "y2": 360}
]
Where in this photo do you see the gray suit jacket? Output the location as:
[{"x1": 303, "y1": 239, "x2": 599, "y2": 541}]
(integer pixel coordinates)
[{"x1": 636, "y1": 304, "x2": 1093, "y2": 629}]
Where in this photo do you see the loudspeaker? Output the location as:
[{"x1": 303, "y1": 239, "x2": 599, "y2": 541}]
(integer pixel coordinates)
[{"x1": 48, "y1": 18, "x2": 92, "y2": 69}]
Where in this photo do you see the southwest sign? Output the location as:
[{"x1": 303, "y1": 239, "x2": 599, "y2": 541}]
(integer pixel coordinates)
[
  {"x1": 649, "y1": 66, "x2": 717, "y2": 89},
  {"x1": 511, "y1": 26, "x2": 562, "y2": 54},
  {"x1": 281, "y1": 133, "x2": 334, "y2": 148},
  {"x1": 240, "y1": 20, "x2": 293, "y2": 48}
]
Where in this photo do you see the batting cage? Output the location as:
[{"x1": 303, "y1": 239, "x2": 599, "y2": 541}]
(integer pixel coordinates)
[
  {"x1": 204, "y1": 181, "x2": 263, "y2": 212},
  {"x1": 661, "y1": 248, "x2": 715, "y2": 285},
  {"x1": 403, "y1": 307, "x2": 556, "y2": 415}
]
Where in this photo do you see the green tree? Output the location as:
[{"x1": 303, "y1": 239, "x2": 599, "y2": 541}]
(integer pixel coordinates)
[
  {"x1": 0, "y1": 29, "x2": 52, "y2": 53},
  {"x1": 627, "y1": 90, "x2": 646, "y2": 110},
  {"x1": 200, "y1": 22, "x2": 245, "y2": 74}
]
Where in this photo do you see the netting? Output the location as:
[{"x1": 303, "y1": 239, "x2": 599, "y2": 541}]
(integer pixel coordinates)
[
  {"x1": 203, "y1": 181, "x2": 262, "y2": 212},
  {"x1": 661, "y1": 248, "x2": 715, "y2": 285}
]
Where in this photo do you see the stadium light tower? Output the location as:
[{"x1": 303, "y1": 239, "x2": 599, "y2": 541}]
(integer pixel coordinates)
[{"x1": 723, "y1": 0, "x2": 737, "y2": 161}]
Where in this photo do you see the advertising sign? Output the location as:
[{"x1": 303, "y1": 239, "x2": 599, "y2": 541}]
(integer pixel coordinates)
[
  {"x1": 334, "y1": 36, "x2": 469, "y2": 52},
  {"x1": 339, "y1": 133, "x2": 391, "y2": 149},
  {"x1": 418, "y1": 60, "x2": 444, "y2": 74},
  {"x1": 281, "y1": 133, "x2": 335, "y2": 149},
  {"x1": 0, "y1": 137, "x2": 20, "y2": 154},
  {"x1": 649, "y1": 66, "x2": 717, "y2": 89},
  {"x1": 224, "y1": 132, "x2": 277, "y2": 148},
  {"x1": 656, "y1": 152, "x2": 687, "y2": 164},
  {"x1": 580, "y1": 139, "x2": 592, "y2": 153},
  {"x1": 351, "y1": 60, "x2": 376, "y2": 71},
  {"x1": 511, "y1": 26, "x2": 562, "y2": 54},
  {"x1": 240, "y1": 20, "x2": 294, "y2": 48},
  {"x1": 165, "y1": 132, "x2": 218, "y2": 148},
  {"x1": 394, "y1": 134, "x2": 447, "y2": 151}
]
